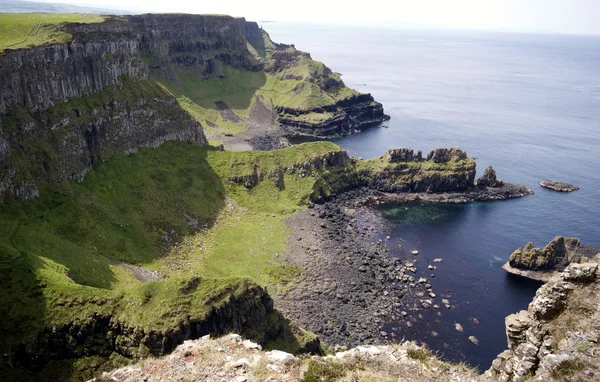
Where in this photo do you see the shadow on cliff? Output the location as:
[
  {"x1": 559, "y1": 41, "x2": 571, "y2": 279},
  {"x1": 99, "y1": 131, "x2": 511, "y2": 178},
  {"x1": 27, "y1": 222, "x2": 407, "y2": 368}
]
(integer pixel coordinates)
[
  {"x1": 160, "y1": 66, "x2": 268, "y2": 114},
  {"x1": 0, "y1": 142, "x2": 229, "y2": 380}
]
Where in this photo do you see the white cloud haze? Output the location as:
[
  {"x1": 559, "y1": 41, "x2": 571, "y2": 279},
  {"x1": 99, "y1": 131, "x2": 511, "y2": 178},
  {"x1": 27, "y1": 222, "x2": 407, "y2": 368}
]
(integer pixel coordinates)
[{"x1": 38, "y1": 0, "x2": 600, "y2": 35}]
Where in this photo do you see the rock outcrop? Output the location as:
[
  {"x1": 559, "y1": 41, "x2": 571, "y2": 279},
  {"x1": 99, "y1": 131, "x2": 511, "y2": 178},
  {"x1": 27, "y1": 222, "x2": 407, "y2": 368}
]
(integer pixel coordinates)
[
  {"x1": 477, "y1": 165, "x2": 504, "y2": 188},
  {"x1": 277, "y1": 93, "x2": 389, "y2": 138},
  {"x1": 539, "y1": 181, "x2": 579, "y2": 192},
  {"x1": 487, "y1": 262, "x2": 600, "y2": 381},
  {"x1": 10, "y1": 279, "x2": 319, "y2": 374},
  {"x1": 365, "y1": 148, "x2": 477, "y2": 193},
  {"x1": 98, "y1": 334, "x2": 478, "y2": 382},
  {"x1": 502, "y1": 236, "x2": 599, "y2": 281}
]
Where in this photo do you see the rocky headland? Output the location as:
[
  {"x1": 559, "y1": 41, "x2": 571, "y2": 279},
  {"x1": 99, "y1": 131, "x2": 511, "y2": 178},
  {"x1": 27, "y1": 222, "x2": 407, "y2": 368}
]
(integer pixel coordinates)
[{"x1": 502, "y1": 236, "x2": 600, "y2": 282}]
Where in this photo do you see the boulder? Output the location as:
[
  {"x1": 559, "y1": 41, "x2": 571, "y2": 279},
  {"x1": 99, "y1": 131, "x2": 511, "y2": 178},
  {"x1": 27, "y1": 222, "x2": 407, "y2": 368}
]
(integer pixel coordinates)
[{"x1": 266, "y1": 350, "x2": 296, "y2": 364}]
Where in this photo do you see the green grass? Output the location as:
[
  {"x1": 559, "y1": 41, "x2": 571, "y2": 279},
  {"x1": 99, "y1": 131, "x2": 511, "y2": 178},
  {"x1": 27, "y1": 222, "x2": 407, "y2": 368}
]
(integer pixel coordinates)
[
  {"x1": 0, "y1": 13, "x2": 105, "y2": 53},
  {"x1": 407, "y1": 348, "x2": 432, "y2": 362},
  {"x1": 157, "y1": 63, "x2": 358, "y2": 136},
  {"x1": 0, "y1": 140, "x2": 349, "y2": 358},
  {"x1": 301, "y1": 360, "x2": 348, "y2": 382}
]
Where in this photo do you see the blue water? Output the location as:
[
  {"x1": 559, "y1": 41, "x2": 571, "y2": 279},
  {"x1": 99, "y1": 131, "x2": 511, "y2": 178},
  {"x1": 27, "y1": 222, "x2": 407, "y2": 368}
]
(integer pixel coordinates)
[{"x1": 267, "y1": 23, "x2": 600, "y2": 369}]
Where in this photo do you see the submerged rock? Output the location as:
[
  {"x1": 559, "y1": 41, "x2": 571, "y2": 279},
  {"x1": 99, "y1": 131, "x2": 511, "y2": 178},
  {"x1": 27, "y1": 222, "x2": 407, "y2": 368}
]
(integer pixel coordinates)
[{"x1": 539, "y1": 180, "x2": 579, "y2": 192}]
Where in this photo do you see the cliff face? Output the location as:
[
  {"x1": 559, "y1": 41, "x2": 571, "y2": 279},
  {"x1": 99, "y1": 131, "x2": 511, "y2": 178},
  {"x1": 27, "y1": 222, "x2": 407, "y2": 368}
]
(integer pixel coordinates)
[
  {"x1": 488, "y1": 262, "x2": 600, "y2": 381},
  {"x1": 363, "y1": 148, "x2": 477, "y2": 193},
  {"x1": 10, "y1": 278, "x2": 318, "y2": 375},
  {"x1": 0, "y1": 14, "x2": 389, "y2": 199}
]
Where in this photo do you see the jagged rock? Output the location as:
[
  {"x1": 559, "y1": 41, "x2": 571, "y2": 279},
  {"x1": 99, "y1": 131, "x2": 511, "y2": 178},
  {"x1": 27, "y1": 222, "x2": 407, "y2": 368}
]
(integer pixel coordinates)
[
  {"x1": 387, "y1": 148, "x2": 423, "y2": 163},
  {"x1": 505, "y1": 311, "x2": 532, "y2": 349},
  {"x1": 425, "y1": 147, "x2": 467, "y2": 163},
  {"x1": 529, "y1": 280, "x2": 571, "y2": 320},
  {"x1": 508, "y1": 236, "x2": 581, "y2": 272},
  {"x1": 477, "y1": 165, "x2": 504, "y2": 188},
  {"x1": 561, "y1": 263, "x2": 598, "y2": 282},
  {"x1": 539, "y1": 180, "x2": 579, "y2": 192}
]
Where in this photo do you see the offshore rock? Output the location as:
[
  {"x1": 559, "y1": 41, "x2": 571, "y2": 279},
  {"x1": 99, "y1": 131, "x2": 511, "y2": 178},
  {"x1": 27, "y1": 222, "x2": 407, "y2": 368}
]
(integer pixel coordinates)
[{"x1": 539, "y1": 180, "x2": 579, "y2": 192}]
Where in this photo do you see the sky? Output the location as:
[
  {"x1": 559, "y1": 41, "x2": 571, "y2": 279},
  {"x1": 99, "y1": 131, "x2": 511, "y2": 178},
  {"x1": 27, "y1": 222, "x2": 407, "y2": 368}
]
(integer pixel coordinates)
[{"x1": 38, "y1": 0, "x2": 600, "y2": 35}]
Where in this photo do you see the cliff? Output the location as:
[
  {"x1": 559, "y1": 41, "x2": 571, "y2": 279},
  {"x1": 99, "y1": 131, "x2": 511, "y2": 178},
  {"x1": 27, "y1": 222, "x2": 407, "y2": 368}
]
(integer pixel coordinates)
[
  {"x1": 0, "y1": 14, "x2": 388, "y2": 200},
  {"x1": 488, "y1": 262, "x2": 600, "y2": 381},
  {"x1": 360, "y1": 147, "x2": 477, "y2": 193}
]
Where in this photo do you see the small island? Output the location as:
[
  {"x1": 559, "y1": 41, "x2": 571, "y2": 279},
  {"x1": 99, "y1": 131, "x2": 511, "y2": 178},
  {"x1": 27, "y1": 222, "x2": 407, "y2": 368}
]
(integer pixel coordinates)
[{"x1": 539, "y1": 180, "x2": 579, "y2": 192}]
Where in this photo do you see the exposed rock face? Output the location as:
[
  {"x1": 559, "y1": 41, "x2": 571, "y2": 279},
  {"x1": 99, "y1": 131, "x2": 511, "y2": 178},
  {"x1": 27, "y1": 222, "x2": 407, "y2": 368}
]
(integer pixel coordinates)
[
  {"x1": 477, "y1": 165, "x2": 504, "y2": 188},
  {"x1": 0, "y1": 83, "x2": 206, "y2": 199},
  {"x1": 387, "y1": 148, "x2": 423, "y2": 163},
  {"x1": 487, "y1": 262, "x2": 599, "y2": 381},
  {"x1": 425, "y1": 147, "x2": 467, "y2": 163},
  {"x1": 502, "y1": 236, "x2": 600, "y2": 281},
  {"x1": 0, "y1": 14, "x2": 390, "y2": 199},
  {"x1": 100, "y1": 335, "x2": 479, "y2": 382},
  {"x1": 539, "y1": 180, "x2": 579, "y2": 192},
  {"x1": 12, "y1": 280, "x2": 318, "y2": 372},
  {"x1": 366, "y1": 148, "x2": 477, "y2": 193},
  {"x1": 277, "y1": 94, "x2": 389, "y2": 138}
]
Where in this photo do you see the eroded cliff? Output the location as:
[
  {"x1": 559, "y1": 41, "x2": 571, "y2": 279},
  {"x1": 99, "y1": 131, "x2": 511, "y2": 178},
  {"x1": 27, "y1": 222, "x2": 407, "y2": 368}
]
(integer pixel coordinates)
[{"x1": 0, "y1": 14, "x2": 388, "y2": 200}]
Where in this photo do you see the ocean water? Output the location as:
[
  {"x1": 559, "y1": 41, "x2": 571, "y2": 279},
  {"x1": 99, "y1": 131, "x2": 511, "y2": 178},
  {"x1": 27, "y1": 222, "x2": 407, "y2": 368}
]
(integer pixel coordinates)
[{"x1": 266, "y1": 23, "x2": 600, "y2": 369}]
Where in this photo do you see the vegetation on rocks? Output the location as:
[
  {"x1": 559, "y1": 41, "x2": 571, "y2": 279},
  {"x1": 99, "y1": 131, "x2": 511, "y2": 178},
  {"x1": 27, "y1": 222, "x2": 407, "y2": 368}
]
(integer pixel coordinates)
[{"x1": 0, "y1": 13, "x2": 105, "y2": 53}]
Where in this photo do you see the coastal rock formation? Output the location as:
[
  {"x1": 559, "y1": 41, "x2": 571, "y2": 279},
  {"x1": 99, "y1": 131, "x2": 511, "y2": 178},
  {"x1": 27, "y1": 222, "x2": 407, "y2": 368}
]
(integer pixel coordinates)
[
  {"x1": 364, "y1": 148, "x2": 477, "y2": 193},
  {"x1": 487, "y1": 262, "x2": 600, "y2": 381},
  {"x1": 502, "y1": 236, "x2": 599, "y2": 281},
  {"x1": 9, "y1": 279, "x2": 319, "y2": 374},
  {"x1": 277, "y1": 93, "x2": 389, "y2": 138},
  {"x1": 477, "y1": 166, "x2": 504, "y2": 188},
  {"x1": 98, "y1": 334, "x2": 478, "y2": 382},
  {"x1": 0, "y1": 14, "x2": 388, "y2": 200},
  {"x1": 539, "y1": 181, "x2": 579, "y2": 192}
]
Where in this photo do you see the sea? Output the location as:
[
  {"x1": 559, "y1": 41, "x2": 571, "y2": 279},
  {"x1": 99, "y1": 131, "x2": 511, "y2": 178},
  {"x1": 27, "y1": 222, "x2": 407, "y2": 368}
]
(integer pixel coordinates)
[{"x1": 266, "y1": 22, "x2": 600, "y2": 370}]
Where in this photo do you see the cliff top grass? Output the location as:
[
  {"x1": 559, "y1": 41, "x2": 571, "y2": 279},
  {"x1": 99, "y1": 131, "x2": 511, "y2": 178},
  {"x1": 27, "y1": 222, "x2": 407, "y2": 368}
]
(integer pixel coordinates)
[
  {"x1": 0, "y1": 140, "x2": 346, "y2": 349},
  {"x1": 0, "y1": 13, "x2": 104, "y2": 53}
]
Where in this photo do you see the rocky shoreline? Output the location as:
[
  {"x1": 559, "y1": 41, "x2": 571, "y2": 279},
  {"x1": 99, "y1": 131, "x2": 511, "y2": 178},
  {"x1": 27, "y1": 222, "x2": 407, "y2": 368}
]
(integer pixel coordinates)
[
  {"x1": 275, "y1": 183, "x2": 533, "y2": 350},
  {"x1": 375, "y1": 183, "x2": 533, "y2": 205}
]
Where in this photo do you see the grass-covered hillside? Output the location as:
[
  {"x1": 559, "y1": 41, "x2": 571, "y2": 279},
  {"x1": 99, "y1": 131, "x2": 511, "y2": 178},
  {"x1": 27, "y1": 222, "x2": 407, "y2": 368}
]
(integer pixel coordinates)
[
  {"x1": 0, "y1": 140, "x2": 350, "y2": 379},
  {"x1": 155, "y1": 28, "x2": 359, "y2": 136},
  {"x1": 0, "y1": 13, "x2": 104, "y2": 52}
]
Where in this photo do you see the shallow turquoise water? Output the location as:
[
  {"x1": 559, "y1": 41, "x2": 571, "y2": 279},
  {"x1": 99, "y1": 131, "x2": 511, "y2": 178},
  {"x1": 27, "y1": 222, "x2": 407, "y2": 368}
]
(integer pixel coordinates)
[{"x1": 267, "y1": 23, "x2": 600, "y2": 369}]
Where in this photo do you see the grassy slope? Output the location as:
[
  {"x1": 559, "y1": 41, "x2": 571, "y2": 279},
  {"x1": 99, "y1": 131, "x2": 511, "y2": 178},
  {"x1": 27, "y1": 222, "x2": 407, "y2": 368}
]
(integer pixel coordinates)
[
  {"x1": 157, "y1": 30, "x2": 357, "y2": 135},
  {"x1": 0, "y1": 13, "x2": 104, "y2": 53},
  {"x1": 158, "y1": 65, "x2": 355, "y2": 136},
  {"x1": 0, "y1": 141, "x2": 345, "y2": 350}
]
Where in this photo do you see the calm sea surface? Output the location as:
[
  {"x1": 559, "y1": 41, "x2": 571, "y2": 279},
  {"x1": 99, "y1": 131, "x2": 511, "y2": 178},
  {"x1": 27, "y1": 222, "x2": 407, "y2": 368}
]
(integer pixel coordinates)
[{"x1": 267, "y1": 22, "x2": 600, "y2": 369}]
